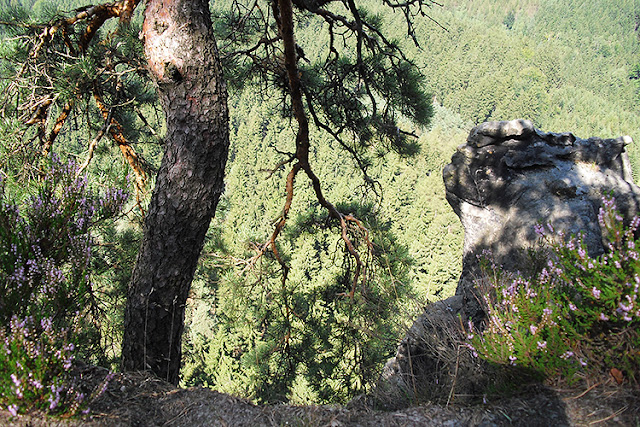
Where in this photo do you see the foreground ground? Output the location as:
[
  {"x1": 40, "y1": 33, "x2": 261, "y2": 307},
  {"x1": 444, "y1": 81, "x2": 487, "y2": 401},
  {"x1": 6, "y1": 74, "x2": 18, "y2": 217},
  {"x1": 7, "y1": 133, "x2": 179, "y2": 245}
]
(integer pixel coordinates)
[{"x1": 1, "y1": 366, "x2": 638, "y2": 427}]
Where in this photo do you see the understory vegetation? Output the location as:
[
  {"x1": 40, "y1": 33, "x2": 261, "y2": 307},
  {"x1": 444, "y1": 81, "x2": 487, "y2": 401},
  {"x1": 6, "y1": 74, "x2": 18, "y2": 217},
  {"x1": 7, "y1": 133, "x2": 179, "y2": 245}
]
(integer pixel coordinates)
[
  {"x1": 0, "y1": 156, "x2": 127, "y2": 415},
  {"x1": 0, "y1": 0, "x2": 639, "y2": 416}
]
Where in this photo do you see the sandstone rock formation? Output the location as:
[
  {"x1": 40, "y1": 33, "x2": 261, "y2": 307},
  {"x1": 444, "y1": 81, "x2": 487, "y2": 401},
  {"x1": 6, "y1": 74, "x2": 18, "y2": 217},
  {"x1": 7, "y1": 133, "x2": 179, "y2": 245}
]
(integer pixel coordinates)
[
  {"x1": 380, "y1": 120, "x2": 640, "y2": 404},
  {"x1": 444, "y1": 119, "x2": 640, "y2": 324}
]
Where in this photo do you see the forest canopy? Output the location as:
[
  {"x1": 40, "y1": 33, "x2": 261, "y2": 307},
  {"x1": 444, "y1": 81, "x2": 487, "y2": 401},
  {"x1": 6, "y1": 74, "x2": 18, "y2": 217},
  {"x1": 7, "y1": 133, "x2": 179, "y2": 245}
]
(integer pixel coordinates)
[{"x1": 0, "y1": 0, "x2": 639, "y2": 407}]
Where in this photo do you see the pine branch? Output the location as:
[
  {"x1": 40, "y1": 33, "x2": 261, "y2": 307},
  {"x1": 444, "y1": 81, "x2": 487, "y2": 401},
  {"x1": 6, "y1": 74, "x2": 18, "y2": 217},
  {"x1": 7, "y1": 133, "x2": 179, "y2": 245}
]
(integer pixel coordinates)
[
  {"x1": 247, "y1": 0, "x2": 374, "y2": 299},
  {"x1": 93, "y1": 89, "x2": 149, "y2": 213}
]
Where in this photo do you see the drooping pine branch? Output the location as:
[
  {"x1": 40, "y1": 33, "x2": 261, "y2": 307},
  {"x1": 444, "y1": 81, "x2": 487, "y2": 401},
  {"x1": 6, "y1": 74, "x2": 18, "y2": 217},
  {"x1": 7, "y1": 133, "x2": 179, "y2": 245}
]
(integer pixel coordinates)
[
  {"x1": 0, "y1": 0, "x2": 153, "y2": 199},
  {"x1": 248, "y1": 0, "x2": 374, "y2": 298}
]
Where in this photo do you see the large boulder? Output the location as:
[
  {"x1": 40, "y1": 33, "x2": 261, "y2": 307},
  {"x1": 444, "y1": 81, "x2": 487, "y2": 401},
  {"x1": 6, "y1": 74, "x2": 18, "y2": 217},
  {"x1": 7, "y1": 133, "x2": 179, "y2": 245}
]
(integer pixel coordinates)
[
  {"x1": 379, "y1": 120, "x2": 640, "y2": 405},
  {"x1": 443, "y1": 119, "x2": 640, "y2": 323}
]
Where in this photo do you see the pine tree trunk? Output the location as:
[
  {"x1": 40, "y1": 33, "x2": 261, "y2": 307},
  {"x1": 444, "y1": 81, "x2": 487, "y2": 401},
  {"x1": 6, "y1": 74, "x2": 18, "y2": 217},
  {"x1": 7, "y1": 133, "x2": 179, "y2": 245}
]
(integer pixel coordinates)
[{"x1": 121, "y1": 0, "x2": 228, "y2": 384}]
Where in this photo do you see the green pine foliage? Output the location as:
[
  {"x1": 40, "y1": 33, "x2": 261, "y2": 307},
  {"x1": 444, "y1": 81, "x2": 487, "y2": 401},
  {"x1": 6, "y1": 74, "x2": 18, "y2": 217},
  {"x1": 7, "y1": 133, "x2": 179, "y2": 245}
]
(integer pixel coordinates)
[
  {"x1": 380, "y1": 0, "x2": 640, "y2": 146},
  {"x1": 0, "y1": 0, "x2": 162, "y2": 178},
  {"x1": 1, "y1": 0, "x2": 640, "y2": 408},
  {"x1": 181, "y1": 90, "x2": 430, "y2": 403}
]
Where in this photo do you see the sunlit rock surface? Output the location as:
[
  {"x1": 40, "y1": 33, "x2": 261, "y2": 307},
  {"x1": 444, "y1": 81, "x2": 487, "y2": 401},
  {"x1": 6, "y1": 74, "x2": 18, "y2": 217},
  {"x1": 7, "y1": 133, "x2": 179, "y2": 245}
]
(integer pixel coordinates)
[
  {"x1": 444, "y1": 119, "x2": 639, "y2": 323},
  {"x1": 381, "y1": 120, "x2": 640, "y2": 403}
]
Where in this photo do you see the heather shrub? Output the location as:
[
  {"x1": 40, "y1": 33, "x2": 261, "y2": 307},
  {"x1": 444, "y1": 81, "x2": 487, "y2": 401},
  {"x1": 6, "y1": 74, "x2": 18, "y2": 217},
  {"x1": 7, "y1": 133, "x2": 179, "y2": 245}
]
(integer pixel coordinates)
[
  {"x1": 0, "y1": 156, "x2": 128, "y2": 325},
  {"x1": 0, "y1": 316, "x2": 84, "y2": 416},
  {"x1": 0, "y1": 155, "x2": 127, "y2": 415},
  {"x1": 468, "y1": 196, "x2": 640, "y2": 384}
]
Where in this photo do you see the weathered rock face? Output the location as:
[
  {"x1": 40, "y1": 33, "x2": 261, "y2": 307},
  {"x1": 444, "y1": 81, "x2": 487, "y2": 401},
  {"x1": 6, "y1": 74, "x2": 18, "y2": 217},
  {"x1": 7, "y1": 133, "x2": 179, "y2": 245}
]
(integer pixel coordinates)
[
  {"x1": 444, "y1": 119, "x2": 640, "y2": 323},
  {"x1": 379, "y1": 120, "x2": 640, "y2": 404}
]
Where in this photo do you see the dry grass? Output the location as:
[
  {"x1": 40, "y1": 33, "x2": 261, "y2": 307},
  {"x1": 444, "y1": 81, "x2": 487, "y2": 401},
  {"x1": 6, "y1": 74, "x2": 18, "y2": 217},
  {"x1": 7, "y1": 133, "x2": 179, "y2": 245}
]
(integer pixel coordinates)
[{"x1": 1, "y1": 365, "x2": 638, "y2": 426}]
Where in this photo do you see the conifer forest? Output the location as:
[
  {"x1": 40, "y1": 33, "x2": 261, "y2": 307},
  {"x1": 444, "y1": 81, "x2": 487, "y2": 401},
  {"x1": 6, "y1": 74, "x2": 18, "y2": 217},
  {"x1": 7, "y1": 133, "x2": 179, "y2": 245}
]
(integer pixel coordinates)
[{"x1": 0, "y1": 0, "x2": 639, "y2": 412}]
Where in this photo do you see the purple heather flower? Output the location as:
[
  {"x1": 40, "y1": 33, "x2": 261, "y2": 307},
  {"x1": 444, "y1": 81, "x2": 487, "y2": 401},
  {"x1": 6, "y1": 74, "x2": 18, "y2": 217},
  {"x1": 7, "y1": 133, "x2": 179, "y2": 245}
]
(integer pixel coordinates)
[
  {"x1": 577, "y1": 247, "x2": 587, "y2": 259},
  {"x1": 592, "y1": 287, "x2": 601, "y2": 299},
  {"x1": 464, "y1": 343, "x2": 478, "y2": 358},
  {"x1": 599, "y1": 313, "x2": 609, "y2": 321},
  {"x1": 63, "y1": 357, "x2": 73, "y2": 371},
  {"x1": 11, "y1": 374, "x2": 20, "y2": 388},
  {"x1": 598, "y1": 211, "x2": 606, "y2": 227},
  {"x1": 569, "y1": 303, "x2": 577, "y2": 311},
  {"x1": 529, "y1": 325, "x2": 538, "y2": 335},
  {"x1": 41, "y1": 318, "x2": 52, "y2": 331},
  {"x1": 537, "y1": 341, "x2": 547, "y2": 350},
  {"x1": 95, "y1": 372, "x2": 115, "y2": 398},
  {"x1": 48, "y1": 385, "x2": 62, "y2": 410},
  {"x1": 602, "y1": 196, "x2": 615, "y2": 210},
  {"x1": 7, "y1": 404, "x2": 18, "y2": 417},
  {"x1": 560, "y1": 351, "x2": 574, "y2": 360}
]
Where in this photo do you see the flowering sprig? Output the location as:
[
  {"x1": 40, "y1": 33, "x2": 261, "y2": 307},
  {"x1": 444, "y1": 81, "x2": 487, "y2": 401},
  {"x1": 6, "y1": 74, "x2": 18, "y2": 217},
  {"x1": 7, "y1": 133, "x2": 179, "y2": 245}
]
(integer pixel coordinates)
[
  {"x1": 550, "y1": 197, "x2": 640, "y2": 330},
  {"x1": 468, "y1": 196, "x2": 640, "y2": 383},
  {"x1": 0, "y1": 154, "x2": 129, "y2": 324},
  {"x1": 0, "y1": 316, "x2": 82, "y2": 416}
]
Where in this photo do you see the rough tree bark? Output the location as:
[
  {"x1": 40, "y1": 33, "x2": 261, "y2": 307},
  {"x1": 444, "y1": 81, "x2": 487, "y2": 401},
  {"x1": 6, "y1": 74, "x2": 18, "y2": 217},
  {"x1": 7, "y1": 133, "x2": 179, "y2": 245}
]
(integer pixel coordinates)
[{"x1": 121, "y1": 0, "x2": 229, "y2": 384}]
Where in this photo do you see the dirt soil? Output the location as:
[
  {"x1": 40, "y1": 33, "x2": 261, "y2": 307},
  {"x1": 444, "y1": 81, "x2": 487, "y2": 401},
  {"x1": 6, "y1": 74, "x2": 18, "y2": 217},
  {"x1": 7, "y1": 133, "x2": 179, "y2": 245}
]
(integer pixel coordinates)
[{"x1": 1, "y1": 367, "x2": 638, "y2": 426}]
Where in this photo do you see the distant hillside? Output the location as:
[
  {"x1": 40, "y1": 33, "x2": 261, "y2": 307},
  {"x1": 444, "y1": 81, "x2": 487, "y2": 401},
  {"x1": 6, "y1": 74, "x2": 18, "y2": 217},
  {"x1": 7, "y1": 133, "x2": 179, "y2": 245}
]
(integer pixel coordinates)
[
  {"x1": 389, "y1": 0, "x2": 640, "y2": 146},
  {"x1": 1, "y1": 0, "x2": 638, "y2": 406}
]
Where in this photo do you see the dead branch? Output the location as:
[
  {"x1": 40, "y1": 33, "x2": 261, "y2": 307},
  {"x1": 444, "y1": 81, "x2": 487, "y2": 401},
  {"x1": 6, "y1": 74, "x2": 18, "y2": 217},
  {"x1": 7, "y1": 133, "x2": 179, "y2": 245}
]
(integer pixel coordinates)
[
  {"x1": 258, "y1": 153, "x2": 295, "y2": 178},
  {"x1": 77, "y1": 107, "x2": 114, "y2": 177},
  {"x1": 42, "y1": 100, "x2": 73, "y2": 155}
]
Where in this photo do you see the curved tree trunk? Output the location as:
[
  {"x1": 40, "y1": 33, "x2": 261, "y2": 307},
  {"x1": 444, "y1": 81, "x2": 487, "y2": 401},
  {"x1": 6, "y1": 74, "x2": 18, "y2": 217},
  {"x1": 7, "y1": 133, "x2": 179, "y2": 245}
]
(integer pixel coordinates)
[{"x1": 121, "y1": 0, "x2": 229, "y2": 384}]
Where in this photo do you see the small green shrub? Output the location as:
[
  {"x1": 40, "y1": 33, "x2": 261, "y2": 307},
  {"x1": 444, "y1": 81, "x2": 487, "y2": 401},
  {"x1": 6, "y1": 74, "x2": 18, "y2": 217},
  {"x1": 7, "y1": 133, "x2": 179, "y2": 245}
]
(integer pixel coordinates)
[
  {"x1": 468, "y1": 196, "x2": 640, "y2": 384},
  {"x1": 0, "y1": 155, "x2": 128, "y2": 325}
]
